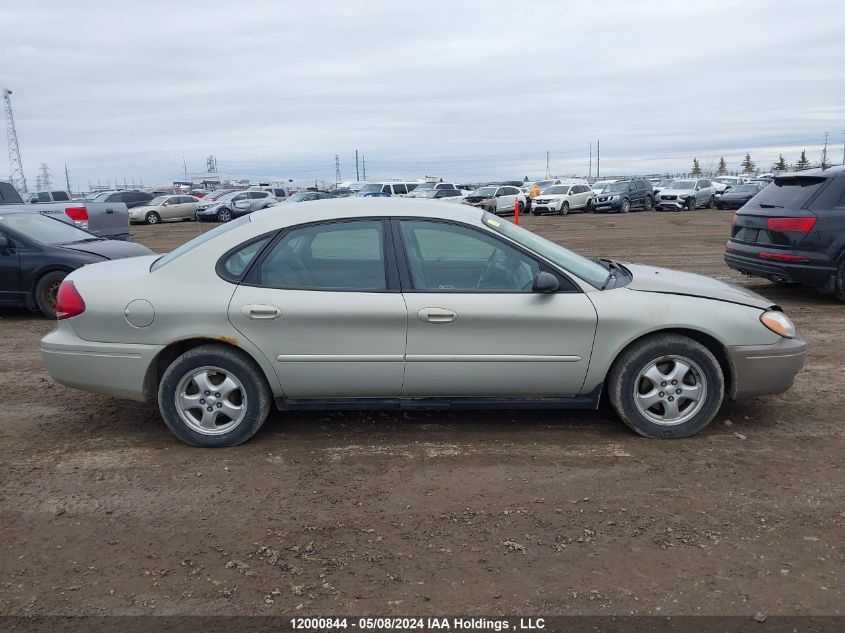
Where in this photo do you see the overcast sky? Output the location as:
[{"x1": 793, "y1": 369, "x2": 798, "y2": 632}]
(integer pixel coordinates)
[{"x1": 1, "y1": 0, "x2": 844, "y2": 189}]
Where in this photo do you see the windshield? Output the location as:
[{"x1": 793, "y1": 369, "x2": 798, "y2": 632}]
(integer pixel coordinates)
[
  {"x1": 481, "y1": 213, "x2": 609, "y2": 288},
  {"x1": 147, "y1": 196, "x2": 168, "y2": 206},
  {"x1": 288, "y1": 193, "x2": 310, "y2": 201},
  {"x1": 413, "y1": 183, "x2": 435, "y2": 191},
  {"x1": 713, "y1": 177, "x2": 736, "y2": 185},
  {"x1": 421, "y1": 190, "x2": 440, "y2": 198},
  {"x1": 603, "y1": 182, "x2": 630, "y2": 193},
  {"x1": 732, "y1": 185, "x2": 759, "y2": 193},
  {"x1": 92, "y1": 192, "x2": 112, "y2": 201},
  {"x1": 544, "y1": 185, "x2": 570, "y2": 195},
  {"x1": 657, "y1": 179, "x2": 674, "y2": 187},
  {"x1": 670, "y1": 180, "x2": 696, "y2": 189},
  {"x1": 151, "y1": 215, "x2": 251, "y2": 271},
  {"x1": 469, "y1": 187, "x2": 496, "y2": 197},
  {"x1": 537, "y1": 180, "x2": 556, "y2": 189},
  {"x1": 0, "y1": 213, "x2": 99, "y2": 245},
  {"x1": 359, "y1": 184, "x2": 382, "y2": 193},
  {"x1": 206, "y1": 190, "x2": 232, "y2": 201}
]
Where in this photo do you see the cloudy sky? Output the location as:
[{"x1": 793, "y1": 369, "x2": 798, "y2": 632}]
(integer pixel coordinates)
[{"x1": 1, "y1": 0, "x2": 844, "y2": 189}]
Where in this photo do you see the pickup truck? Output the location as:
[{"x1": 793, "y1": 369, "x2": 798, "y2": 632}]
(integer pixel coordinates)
[{"x1": 1, "y1": 181, "x2": 133, "y2": 241}]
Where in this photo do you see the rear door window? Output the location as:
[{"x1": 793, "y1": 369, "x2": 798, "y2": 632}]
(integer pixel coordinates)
[
  {"x1": 745, "y1": 177, "x2": 829, "y2": 210},
  {"x1": 393, "y1": 184, "x2": 408, "y2": 195},
  {"x1": 51, "y1": 191, "x2": 70, "y2": 201}
]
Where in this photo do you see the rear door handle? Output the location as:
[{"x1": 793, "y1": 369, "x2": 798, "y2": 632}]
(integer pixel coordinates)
[
  {"x1": 418, "y1": 307, "x2": 457, "y2": 323},
  {"x1": 241, "y1": 304, "x2": 281, "y2": 320}
]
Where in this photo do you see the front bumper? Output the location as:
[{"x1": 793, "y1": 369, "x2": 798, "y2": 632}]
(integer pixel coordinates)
[
  {"x1": 592, "y1": 198, "x2": 622, "y2": 212},
  {"x1": 41, "y1": 325, "x2": 164, "y2": 402},
  {"x1": 728, "y1": 335, "x2": 807, "y2": 399},
  {"x1": 657, "y1": 197, "x2": 689, "y2": 210}
]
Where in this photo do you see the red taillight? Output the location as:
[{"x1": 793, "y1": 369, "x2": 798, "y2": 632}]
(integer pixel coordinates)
[
  {"x1": 767, "y1": 217, "x2": 815, "y2": 232},
  {"x1": 64, "y1": 206, "x2": 89, "y2": 222},
  {"x1": 732, "y1": 213, "x2": 738, "y2": 226},
  {"x1": 758, "y1": 252, "x2": 810, "y2": 262},
  {"x1": 55, "y1": 280, "x2": 86, "y2": 320}
]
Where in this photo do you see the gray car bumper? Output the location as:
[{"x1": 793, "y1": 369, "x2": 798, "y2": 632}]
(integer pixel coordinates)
[{"x1": 727, "y1": 335, "x2": 807, "y2": 399}]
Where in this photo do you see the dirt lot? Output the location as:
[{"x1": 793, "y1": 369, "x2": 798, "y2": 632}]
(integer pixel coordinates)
[{"x1": 1, "y1": 209, "x2": 842, "y2": 617}]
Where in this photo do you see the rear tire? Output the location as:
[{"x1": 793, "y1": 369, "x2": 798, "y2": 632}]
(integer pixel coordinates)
[
  {"x1": 644, "y1": 196, "x2": 653, "y2": 211},
  {"x1": 145, "y1": 211, "x2": 160, "y2": 225},
  {"x1": 34, "y1": 270, "x2": 67, "y2": 319},
  {"x1": 158, "y1": 344, "x2": 272, "y2": 447},
  {"x1": 834, "y1": 260, "x2": 845, "y2": 302},
  {"x1": 607, "y1": 334, "x2": 724, "y2": 439},
  {"x1": 517, "y1": 201, "x2": 525, "y2": 216}
]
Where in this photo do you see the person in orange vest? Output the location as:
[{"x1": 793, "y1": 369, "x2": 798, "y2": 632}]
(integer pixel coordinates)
[{"x1": 529, "y1": 182, "x2": 541, "y2": 198}]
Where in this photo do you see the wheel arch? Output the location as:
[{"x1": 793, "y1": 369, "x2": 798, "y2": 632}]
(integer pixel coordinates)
[
  {"x1": 142, "y1": 337, "x2": 280, "y2": 402},
  {"x1": 603, "y1": 327, "x2": 735, "y2": 399}
]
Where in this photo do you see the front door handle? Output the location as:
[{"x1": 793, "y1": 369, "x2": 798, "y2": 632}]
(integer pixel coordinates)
[
  {"x1": 418, "y1": 307, "x2": 457, "y2": 323},
  {"x1": 241, "y1": 304, "x2": 281, "y2": 320}
]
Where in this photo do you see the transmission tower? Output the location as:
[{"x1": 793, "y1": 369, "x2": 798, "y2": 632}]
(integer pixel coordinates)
[
  {"x1": 206, "y1": 155, "x2": 218, "y2": 173},
  {"x1": 39, "y1": 162, "x2": 52, "y2": 191},
  {"x1": 334, "y1": 154, "x2": 341, "y2": 185},
  {"x1": 3, "y1": 87, "x2": 28, "y2": 194}
]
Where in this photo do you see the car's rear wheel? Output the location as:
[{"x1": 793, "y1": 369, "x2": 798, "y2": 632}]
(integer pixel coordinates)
[
  {"x1": 644, "y1": 196, "x2": 653, "y2": 211},
  {"x1": 834, "y1": 260, "x2": 845, "y2": 302},
  {"x1": 217, "y1": 208, "x2": 232, "y2": 222},
  {"x1": 34, "y1": 270, "x2": 67, "y2": 319},
  {"x1": 620, "y1": 198, "x2": 631, "y2": 213},
  {"x1": 586, "y1": 198, "x2": 594, "y2": 212},
  {"x1": 560, "y1": 201, "x2": 569, "y2": 216},
  {"x1": 158, "y1": 344, "x2": 272, "y2": 447},
  {"x1": 145, "y1": 211, "x2": 160, "y2": 225},
  {"x1": 608, "y1": 334, "x2": 724, "y2": 439}
]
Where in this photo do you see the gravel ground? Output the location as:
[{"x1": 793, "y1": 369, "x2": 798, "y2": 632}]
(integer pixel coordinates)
[{"x1": 0, "y1": 209, "x2": 842, "y2": 616}]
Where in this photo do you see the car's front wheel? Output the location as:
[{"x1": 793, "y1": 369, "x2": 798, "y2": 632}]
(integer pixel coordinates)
[
  {"x1": 607, "y1": 334, "x2": 724, "y2": 439},
  {"x1": 34, "y1": 270, "x2": 67, "y2": 319},
  {"x1": 686, "y1": 198, "x2": 696, "y2": 212},
  {"x1": 620, "y1": 198, "x2": 631, "y2": 213},
  {"x1": 158, "y1": 344, "x2": 272, "y2": 447},
  {"x1": 217, "y1": 208, "x2": 232, "y2": 222},
  {"x1": 145, "y1": 211, "x2": 160, "y2": 225},
  {"x1": 560, "y1": 201, "x2": 569, "y2": 215},
  {"x1": 833, "y1": 260, "x2": 845, "y2": 302}
]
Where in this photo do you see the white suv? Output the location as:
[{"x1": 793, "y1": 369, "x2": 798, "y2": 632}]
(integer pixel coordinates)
[
  {"x1": 656, "y1": 178, "x2": 717, "y2": 211},
  {"x1": 531, "y1": 183, "x2": 595, "y2": 215}
]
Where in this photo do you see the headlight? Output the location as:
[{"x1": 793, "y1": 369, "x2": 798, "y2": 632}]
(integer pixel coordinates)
[{"x1": 760, "y1": 311, "x2": 795, "y2": 338}]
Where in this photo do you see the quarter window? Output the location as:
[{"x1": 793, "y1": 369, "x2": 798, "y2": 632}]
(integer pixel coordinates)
[
  {"x1": 258, "y1": 221, "x2": 386, "y2": 291},
  {"x1": 399, "y1": 220, "x2": 539, "y2": 292},
  {"x1": 221, "y1": 236, "x2": 272, "y2": 280}
]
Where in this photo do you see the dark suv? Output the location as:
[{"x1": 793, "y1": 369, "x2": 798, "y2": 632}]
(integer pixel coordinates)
[
  {"x1": 724, "y1": 166, "x2": 845, "y2": 300},
  {"x1": 97, "y1": 190, "x2": 154, "y2": 209},
  {"x1": 592, "y1": 178, "x2": 654, "y2": 213}
]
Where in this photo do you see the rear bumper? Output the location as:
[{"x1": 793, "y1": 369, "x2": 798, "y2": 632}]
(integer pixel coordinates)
[
  {"x1": 724, "y1": 248, "x2": 835, "y2": 287},
  {"x1": 41, "y1": 325, "x2": 163, "y2": 402},
  {"x1": 727, "y1": 335, "x2": 807, "y2": 399}
]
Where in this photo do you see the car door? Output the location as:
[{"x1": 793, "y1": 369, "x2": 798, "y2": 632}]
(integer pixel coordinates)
[
  {"x1": 499, "y1": 187, "x2": 518, "y2": 212},
  {"x1": 395, "y1": 218, "x2": 598, "y2": 397},
  {"x1": 0, "y1": 229, "x2": 22, "y2": 304},
  {"x1": 159, "y1": 196, "x2": 178, "y2": 220},
  {"x1": 228, "y1": 218, "x2": 406, "y2": 399}
]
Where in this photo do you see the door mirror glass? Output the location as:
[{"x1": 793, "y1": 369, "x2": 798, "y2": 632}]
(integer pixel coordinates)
[{"x1": 532, "y1": 271, "x2": 559, "y2": 293}]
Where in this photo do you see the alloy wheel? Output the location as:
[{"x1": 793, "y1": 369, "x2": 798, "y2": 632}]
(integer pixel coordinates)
[
  {"x1": 175, "y1": 366, "x2": 247, "y2": 435},
  {"x1": 633, "y1": 355, "x2": 707, "y2": 426}
]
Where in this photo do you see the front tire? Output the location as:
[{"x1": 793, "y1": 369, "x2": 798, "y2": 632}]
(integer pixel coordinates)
[
  {"x1": 158, "y1": 344, "x2": 272, "y2": 447},
  {"x1": 145, "y1": 211, "x2": 161, "y2": 225},
  {"x1": 620, "y1": 198, "x2": 631, "y2": 213},
  {"x1": 707, "y1": 196, "x2": 716, "y2": 209},
  {"x1": 517, "y1": 201, "x2": 525, "y2": 216},
  {"x1": 686, "y1": 198, "x2": 696, "y2": 212},
  {"x1": 34, "y1": 271, "x2": 67, "y2": 319},
  {"x1": 560, "y1": 201, "x2": 569, "y2": 216},
  {"x1": 833, "y1": 260, "x2": 845, "y2": 302},
  {"x1": 607, "y1": 334, "x2": 724, "y2": 439},
  {"x1": 217, "y1": 207, "x2": 232, "y2": 222}
]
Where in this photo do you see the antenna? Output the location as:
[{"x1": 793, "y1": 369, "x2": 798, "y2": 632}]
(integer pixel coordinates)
[
  {"x1": 3, "y1": 87, "x2": 27, "y2": 193},
  {"x1": 362, "y1": 154, "x2": 366, "y2": 180},
  {"x1": 821, "y1": 132, "x2": 829, "y2": 168}
]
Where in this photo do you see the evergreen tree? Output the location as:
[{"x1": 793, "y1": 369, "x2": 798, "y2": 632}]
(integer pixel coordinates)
[
  {"x1": 741, "y1": 153, "x2": 756, "y2": 174},
  {"x1": 774, "y1": 154, "x2": 787, "y2": 171},
  {"x1": 691, "y1": 158, "x2": 701, "y2": 176},
  {"x1": 717, "y1": 157, "x2": 727, "y2": 175},
  {"x1": 796, "y1": 150, "x2": 810, "y2": 170}
]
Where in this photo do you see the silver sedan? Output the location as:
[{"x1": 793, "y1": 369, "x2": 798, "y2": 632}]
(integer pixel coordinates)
[{"x1": 41, "y1": 199, "x2": 806, "y2": 447}]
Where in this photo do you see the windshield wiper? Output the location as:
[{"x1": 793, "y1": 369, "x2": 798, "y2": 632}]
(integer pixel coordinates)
[
  {"x1": 66, "y1": 238, "x2": 104, "y2": 244},
  {"x1": 594, "y1": 257, "x2": 624, "y2": 290},
  {"x1": 758, "y1": 203, "x2": 784, "y2": 208}
]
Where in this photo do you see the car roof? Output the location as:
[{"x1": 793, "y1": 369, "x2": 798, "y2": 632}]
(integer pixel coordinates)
[{"x1": 248, "y1": 197, "x2": 483, "y2": 231}]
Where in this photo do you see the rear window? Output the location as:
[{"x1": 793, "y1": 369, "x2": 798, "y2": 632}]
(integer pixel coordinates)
[
  {"x1": 151, "y1": 215, "x2": 251, "y2": 272},
  {"x1": 745, "y1": 176, "x2": 828, "y2": 210},
  {"x1": 0, "y1": 182, "x2": 23, "y2": 204}
]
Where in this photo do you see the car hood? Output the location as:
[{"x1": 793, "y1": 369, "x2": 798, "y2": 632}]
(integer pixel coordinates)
[
  {"x1": 536, "y1": 193, "x2": 565, "y2": 200},
  {"x1": 660, "y1": 188, "x2": 694, "y2": 196},
  {"x1": 625, "y1": 263, "x2": 774, "y2": 309},
  {"x1": 60, "y1": 240, "x2": 154, "y2": 260},
  {"x1": 721, "y1": 191, "x2": 753, "y2": 199}
]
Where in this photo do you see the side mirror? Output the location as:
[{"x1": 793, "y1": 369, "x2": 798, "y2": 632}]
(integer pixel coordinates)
[
  {"x1": 532, "y1": 271, "x2": 559, "y2": 293},
  {"x1": 0, "y1": 236, "x2": 10, "y2": 253}
]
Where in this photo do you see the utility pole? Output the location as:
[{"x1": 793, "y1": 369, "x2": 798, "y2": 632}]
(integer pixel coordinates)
[
  {"x1": 596, "y1": 139, "x2": 601, "y2": 179},
  {"x1": 65, "y1": 164, "x2": 71, "y2": 194},
  {"x1": 589, "y1": 142, "x2": 592, "y2": 179},
  {"x1": 545, "y1": 151, "x2": 550, "y2": 179},
  {"x1": 355, "y1": 149, "x2": 360, "y2": 182},
  {"x1": 821, "y1": 132, "x2": 829, "y2": 168},
  {"x1": 334, "y1": 154, "x2": 341, "y2": 185},
  {"x1": 39, "y1": 163, "x2": 52, "y2": 191},
  {"x1": 3, "y1": 87, "x2": 27, "y2": 193},
  {"x1": 183, "y1": 156, "x2": 188, "y2": 181},
  {"x1": 362, "y1": 154, "x2": 366, "y2": 181}
]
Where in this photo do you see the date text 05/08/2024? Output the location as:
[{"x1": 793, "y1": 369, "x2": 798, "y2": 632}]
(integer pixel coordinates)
[{"x1": 289, "y1": 617, "x2": 546, "y2": 631}]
